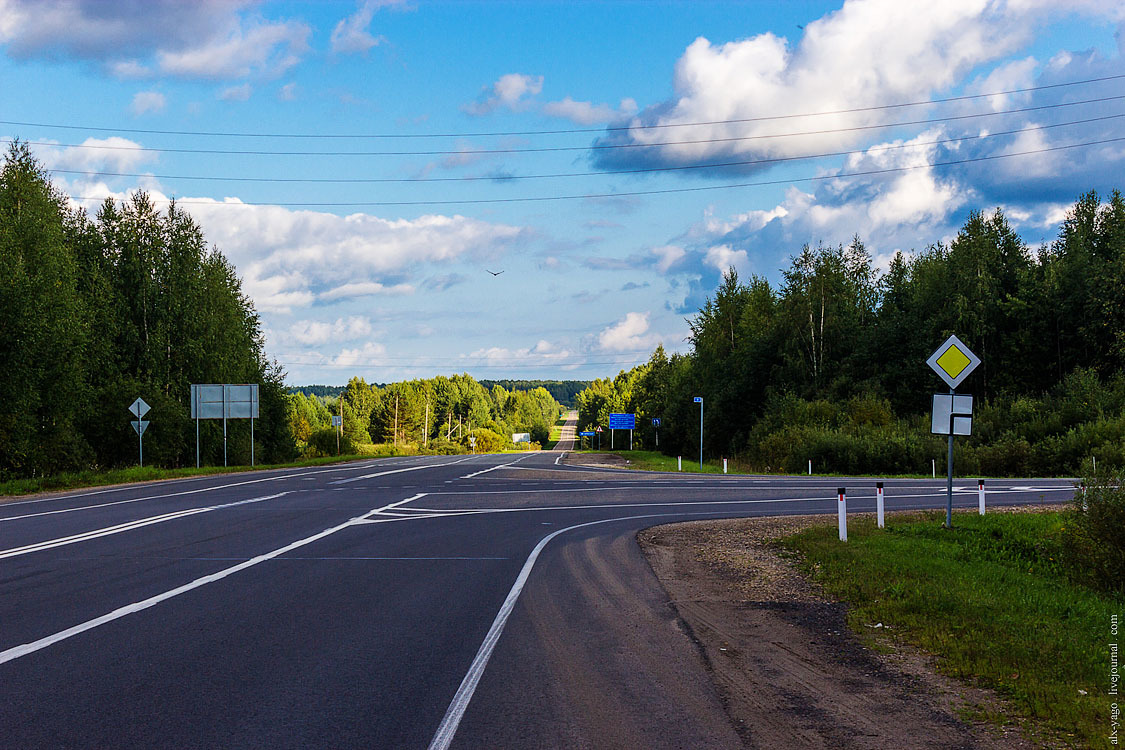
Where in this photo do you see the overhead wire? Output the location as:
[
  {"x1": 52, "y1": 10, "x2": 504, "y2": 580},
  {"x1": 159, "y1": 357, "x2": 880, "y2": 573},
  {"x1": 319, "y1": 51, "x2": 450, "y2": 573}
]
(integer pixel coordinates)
[
  {"x1": 69, "y1": 136, "x2": 1125, "y2": 208},
  {"x1": 5, "y1": 94, "x2": 1122, "y2": 157},
  {"x1": 42, "y1": 112, "x2": 1125, "y2": 185},
  {"x1": 2, "y1": 72, "x2": 1122, "y2": 139}
]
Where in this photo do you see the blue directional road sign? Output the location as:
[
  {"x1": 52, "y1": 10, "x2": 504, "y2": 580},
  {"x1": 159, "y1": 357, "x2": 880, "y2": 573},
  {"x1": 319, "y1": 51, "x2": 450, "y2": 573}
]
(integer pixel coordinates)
[
  {"x1": 608, "y1": 413, "x2": 635, "y2": 430},
  {"x1": 652, "y1": 418, "x2": 661, "y2": 427},
  {"x1": 579, "y1": 431, "x2": 595, "y2": 436}
]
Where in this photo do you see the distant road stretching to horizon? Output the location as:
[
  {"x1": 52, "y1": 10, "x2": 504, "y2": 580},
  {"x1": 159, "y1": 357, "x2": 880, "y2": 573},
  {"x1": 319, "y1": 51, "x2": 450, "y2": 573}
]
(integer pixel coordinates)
[{"x1": 1, "y1": 422, "x2": 1073, "y2": 748}]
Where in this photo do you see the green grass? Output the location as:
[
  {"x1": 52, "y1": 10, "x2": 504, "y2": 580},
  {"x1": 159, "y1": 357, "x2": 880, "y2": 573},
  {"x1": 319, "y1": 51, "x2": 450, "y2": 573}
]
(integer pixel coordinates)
[
  {"x1": 0, "y1": 441, "x2": 453, "y2": 498},
  {"x1": 782, "y1": 510, "x2": 1121, "y2": 748},
  {"x1": 0, "y1": 453, "x2": 381, "y2": 498}
]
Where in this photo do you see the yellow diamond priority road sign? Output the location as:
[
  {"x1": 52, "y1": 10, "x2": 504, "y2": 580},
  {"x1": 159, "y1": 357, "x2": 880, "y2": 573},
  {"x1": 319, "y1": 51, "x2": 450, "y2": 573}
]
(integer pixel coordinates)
[{"x1": 926, "y1": 335, "x2": 981, "y2": 390}]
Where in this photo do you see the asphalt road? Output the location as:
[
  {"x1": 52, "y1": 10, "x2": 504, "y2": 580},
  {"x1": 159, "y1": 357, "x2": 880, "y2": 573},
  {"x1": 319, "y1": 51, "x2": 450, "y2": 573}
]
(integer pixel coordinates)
[{"x1": 0, "y1": 449, "x2": 1074, "y2": 749}]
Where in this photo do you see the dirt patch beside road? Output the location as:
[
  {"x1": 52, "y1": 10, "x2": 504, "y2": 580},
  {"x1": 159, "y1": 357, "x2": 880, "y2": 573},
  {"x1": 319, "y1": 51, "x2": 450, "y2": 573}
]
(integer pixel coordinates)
[{"x1": 638, "y1": 511, "x2": 1051, "y2": 749}]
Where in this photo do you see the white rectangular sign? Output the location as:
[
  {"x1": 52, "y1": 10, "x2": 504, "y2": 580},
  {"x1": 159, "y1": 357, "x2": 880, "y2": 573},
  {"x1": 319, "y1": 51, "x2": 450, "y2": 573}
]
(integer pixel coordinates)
[
  {"x1": 512, "y1": 432, "x2": 531, "y2": 443},
  {"x1": 931, "y1": 394, "x2": 973, "y2": 435},
  {"x1": 191, "y1": 384, "x2": 259, "y2": 419}
]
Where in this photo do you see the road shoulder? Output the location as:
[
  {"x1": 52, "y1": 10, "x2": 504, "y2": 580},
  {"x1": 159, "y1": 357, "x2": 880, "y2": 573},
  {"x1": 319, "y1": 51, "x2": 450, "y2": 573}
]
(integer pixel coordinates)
[{"x1": 638, "y1": 513, "x2": 1046, "y2": 750}]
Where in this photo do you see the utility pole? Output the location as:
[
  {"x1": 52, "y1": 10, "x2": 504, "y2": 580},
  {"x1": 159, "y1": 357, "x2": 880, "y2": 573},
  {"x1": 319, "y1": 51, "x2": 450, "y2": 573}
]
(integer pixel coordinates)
[
  {"x1": 424, "y1": 397, "x2": 430, "y2": 448},
  {"x1": 694, "y1": 396, "x2": 704, "y2": 470},
  {"x1": 394, "y1": 393, "x2": 399, "y2": 448}
]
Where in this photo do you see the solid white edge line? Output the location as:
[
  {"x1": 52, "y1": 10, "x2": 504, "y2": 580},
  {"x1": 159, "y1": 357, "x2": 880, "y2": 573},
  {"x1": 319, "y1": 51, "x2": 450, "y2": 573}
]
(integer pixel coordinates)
[
  {"x1": 426, "y1": 511, "x2": 662, "y2": 750},
  {"x1": 0, "y1": 493, "x2": 426, "y2": 665}
]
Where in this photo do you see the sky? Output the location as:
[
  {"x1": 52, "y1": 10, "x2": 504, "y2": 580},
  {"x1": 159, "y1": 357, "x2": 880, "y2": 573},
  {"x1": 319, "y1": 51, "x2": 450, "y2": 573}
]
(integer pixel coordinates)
[{"x1": 1, "y1": 0, "x2": 1123, "y2": 386}]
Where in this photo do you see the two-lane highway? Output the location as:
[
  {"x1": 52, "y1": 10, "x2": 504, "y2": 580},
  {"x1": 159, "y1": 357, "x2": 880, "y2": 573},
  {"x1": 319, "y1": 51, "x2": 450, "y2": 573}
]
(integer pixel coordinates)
[{"x1": 1, "y1": 451, "x2": 1074, "y2": 748}]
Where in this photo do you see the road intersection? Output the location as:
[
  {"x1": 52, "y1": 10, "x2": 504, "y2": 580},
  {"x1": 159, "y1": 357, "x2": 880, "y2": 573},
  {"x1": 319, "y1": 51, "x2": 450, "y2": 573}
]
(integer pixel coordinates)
[{"x1": 0, "y1": 447, "x2": 1074, "y2": 748}]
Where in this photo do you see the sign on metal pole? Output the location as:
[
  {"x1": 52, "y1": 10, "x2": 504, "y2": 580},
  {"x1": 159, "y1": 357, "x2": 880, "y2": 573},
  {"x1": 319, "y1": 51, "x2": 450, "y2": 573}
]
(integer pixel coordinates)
[
  {"x1": 925, "y1": 336, "x2": 980, "y2": 528},
  {"x1": 190, "y1": 384, "x2": 260, "y2": 468},
  {"x1": 931, "y1": 394, "x2": 973, "y2": 435},
  {"x1": 608, "y1": 413, "x2": 635, "y2": 430},
  {"x1": 926, "y1": 335, "x2": 981, "y2": 389},
  {"x1": 512, "y1": 432, "x2": 531, "y2": 444},
  {"x1": 128, "y1": 397, "x2": 150, "y2": 467},
  {"x1": 331, "y1": 415, "x2": 342, "y2": 427}
]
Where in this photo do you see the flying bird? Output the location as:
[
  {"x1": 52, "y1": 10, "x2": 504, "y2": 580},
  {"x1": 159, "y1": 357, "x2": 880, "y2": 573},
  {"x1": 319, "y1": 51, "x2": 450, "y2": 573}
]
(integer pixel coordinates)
[{"x1": 486, "y1": 269, "x2": 504, "y2": 276}]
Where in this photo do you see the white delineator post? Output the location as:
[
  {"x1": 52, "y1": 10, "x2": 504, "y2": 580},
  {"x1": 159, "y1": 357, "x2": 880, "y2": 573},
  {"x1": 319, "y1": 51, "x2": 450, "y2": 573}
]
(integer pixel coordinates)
[
  {"x1": 876, "y1": 481, "x2": 885, "y2": 529},
  {"x1": 978, "y1": 479, "x2": 986, "y2": 515},
  {"x1": 808, "y1": 459, "x2": 812, "y2": 475},
  {"x1": 723, "y1": 458, "x2": 728, "y2": 474},
  {"x1": 838, "y1": 487, "x2": 847, "y2": 542},
  {"x1": 678, "y1": 456, "x2": 682, "y2": 472}
]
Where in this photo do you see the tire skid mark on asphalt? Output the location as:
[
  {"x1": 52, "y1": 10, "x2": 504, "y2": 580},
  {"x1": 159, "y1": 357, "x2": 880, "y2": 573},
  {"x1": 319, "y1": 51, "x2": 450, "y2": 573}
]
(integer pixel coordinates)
[{"x1": 0, "y1": 492, "x2": 428, "y2": 666}]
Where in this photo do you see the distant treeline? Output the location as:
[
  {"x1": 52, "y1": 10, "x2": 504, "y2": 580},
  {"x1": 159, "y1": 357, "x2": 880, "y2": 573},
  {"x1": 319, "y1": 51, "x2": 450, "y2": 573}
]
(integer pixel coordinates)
[
  {"x1": 289, "y1": 375, "x2": 563, "y2": 455},
  {"x1": 577, "y1": 191, "x2": 1125, "y2": 476},
  {"x1": 478, "y1": 380, "x2": 590, "y2": 408},
  {"x1": 0, "y1": 144, "x2": 294, "y2": 479},
  {"x1": 289, "y1": 384, "x2": 349, "y2": 398}
]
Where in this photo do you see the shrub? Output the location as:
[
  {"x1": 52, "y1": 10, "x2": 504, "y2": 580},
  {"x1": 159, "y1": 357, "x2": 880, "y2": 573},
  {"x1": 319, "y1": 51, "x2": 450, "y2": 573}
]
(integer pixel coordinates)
[
  {"x1": 307, "y1": 428, "x2": 356, "y2": 457},
  {"x1": 1062, "y1": 469, "x2": 1125, "y2": 594}
]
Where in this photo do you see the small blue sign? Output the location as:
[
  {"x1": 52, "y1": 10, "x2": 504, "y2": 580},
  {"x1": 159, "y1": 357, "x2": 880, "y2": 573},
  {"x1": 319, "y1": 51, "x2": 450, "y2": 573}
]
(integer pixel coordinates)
[
  {"x1": 608, "y1": 413, "x2": 635, "y2": 430},
  {"x1": 693, "y1": 396, "x2": 703, "y2": 403},
  {"x1": 579, "y1": 431, "x2": 595, "y2": 436},
  {"x1": 652, "y1": 418, "x2": 661, "y2": 427}
]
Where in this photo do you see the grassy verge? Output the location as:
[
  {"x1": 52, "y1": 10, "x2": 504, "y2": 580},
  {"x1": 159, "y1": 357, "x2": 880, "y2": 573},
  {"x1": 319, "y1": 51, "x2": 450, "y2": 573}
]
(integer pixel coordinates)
[
  {"x1": 0, "y1": 441, "x2": 451, "y2": 498},
  {"x1": 0, "y1": 454, "x2": 377, "y2": 498},
  {"x1": 781, "y1": 509, "x2": 1121, "y2": 748}
]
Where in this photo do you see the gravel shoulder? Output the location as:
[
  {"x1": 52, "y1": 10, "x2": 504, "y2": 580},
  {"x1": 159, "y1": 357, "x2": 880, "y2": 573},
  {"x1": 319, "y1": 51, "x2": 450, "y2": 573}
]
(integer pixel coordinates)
[{"x1": 637, "y1": 510, "x2": 1056, "y2": 750}]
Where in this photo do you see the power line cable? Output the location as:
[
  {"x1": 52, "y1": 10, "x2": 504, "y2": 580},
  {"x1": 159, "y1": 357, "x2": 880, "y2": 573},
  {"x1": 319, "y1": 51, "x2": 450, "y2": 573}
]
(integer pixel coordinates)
[
  {"x1": 3, "y1": 73, "x2": 1122, "y2": 139},
  {"x1": 9, "y1": 94, "x2": 1121, "y2": 157},
  {"x1": 71, "y1": 136, "x2": 1125, "y2": 208},
  {"x1": 45, "y1": 112, "x2": 1125, "y2": 185}
]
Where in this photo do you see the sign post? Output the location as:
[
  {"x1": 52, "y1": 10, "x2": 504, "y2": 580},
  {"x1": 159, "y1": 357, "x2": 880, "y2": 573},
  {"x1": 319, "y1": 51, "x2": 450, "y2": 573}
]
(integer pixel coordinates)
[
  {"x1": 693, "y1": 397, "x2": 703, "y2": 470},
  {"x1": 191, "y1": 384, "x2": 260, "y2": 468},
  {"x1": 652, "y1": 417, "x2": 661, "y2": 448},
  {"x1": 925, "y1": 335, "x2": 981, "y2": 528},
  {"x1": 128, "y1": 397, "x2": 150, "y2": 468},
  {"x1": 609, "y1": 413, "x2": 635, "y2": 452},
  {"x1": 331, "y1": 414, "x2": 343, "y2": 455}
]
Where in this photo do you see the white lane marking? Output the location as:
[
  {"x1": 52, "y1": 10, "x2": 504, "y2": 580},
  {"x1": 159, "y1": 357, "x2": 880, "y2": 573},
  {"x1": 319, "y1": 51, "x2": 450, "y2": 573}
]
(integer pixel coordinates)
[
  {"x1": 0, "y1": 493, "x2": 289, "y2": 561},
  {"x1": 459, "y1": 454, "x2": 532, "y2": 480},
  {"x1": 0, "y1": 493, "x2": 425, "y2": 666},
  {"x1": 0, "y1": 457, "x2": 429, "y2": 523},
  {"x1": 330, "y1": 457, "x2": 474, "y2": 485},
  {"x1": 554, "y1": 452, "x2": 566, "y2": 466},
  {"x1": 426, "y1": 512, "x2": 676, "y2": 750}
]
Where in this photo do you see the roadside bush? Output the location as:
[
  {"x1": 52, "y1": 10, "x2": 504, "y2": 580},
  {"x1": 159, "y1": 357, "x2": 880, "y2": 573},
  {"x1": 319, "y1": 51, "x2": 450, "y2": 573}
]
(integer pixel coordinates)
[
  {"x1": 1062, "y1": 469, "x2": 1125, "y2": 594},
  {"x1": 468, "y1": 428, "x2": 506, "y2": 453},
  {"x1": 307, "y1": 428, "x2": 356, "y2": 457}
]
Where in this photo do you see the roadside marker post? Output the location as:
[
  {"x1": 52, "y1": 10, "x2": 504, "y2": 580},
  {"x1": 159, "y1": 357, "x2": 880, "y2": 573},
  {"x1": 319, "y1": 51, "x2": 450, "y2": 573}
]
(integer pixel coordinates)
[
  {"x1": 978, "y1": 479, "x2": 986, "y2": 515},
  {"x1": 723, "y1": 458, "x2": 728, "y2": 474},
  {"x1": 677, "y1": 456, "x2": 682, "y2": 471},
  {"x1": 693, "y1": 396, "x2": 703, "y2": 470},
  {"x1": 838, "y1": 487, "x2": 847, "y2": 542},
  {"x1": 808, "y1": 459, "x2": 812, "y2": 475},
  {"x1": 876, "y1": 481, "x2": 885, "y2": 528}
]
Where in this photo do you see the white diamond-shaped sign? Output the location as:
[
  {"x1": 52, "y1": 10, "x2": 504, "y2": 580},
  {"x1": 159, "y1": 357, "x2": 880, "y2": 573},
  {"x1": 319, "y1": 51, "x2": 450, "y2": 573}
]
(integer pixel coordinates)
[
  {"x1": 128, "y1": 397, "x2": 151, "y2": 418},
  {"x1": 926, "y1": 335, "x2": 981, "y2": 390},
  {"x1": 131, "y1": 420, "x2": 149, "y2": 436}
]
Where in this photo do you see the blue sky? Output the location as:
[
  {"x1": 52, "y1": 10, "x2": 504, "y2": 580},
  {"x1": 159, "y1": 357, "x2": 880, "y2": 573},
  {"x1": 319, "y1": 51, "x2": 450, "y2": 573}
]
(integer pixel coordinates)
[{"x1": 2, "y1": 0, "x2": 1123, "y2": 385}]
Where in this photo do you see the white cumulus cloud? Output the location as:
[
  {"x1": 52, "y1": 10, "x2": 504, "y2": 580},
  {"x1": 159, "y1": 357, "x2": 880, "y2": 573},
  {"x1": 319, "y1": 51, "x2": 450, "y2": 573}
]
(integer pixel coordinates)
[
  {"x1": 130, "y1": 90, "x2": 165, "y2": 116},
  {"x1": 464, "y1": 73, "x2": 543, "y2": 115},
  {"x1": 597, "y1": 311, "x2": 662, "y2": 352}
]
